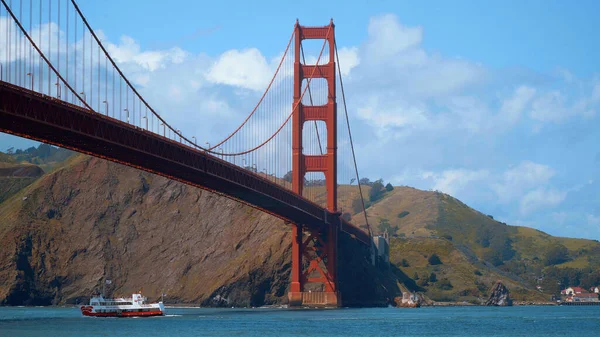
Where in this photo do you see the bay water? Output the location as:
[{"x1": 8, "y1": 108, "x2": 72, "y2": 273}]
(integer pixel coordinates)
[{"x1": 1, "y1": 306, "x2": 599, "y2": 336}]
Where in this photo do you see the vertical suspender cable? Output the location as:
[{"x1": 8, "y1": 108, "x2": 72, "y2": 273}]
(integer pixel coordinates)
[{"x1": 57, "y1": 0, "x2": 60, "y2": 92}]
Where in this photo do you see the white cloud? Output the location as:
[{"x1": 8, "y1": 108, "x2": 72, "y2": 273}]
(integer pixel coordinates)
[
  {"x1": 105, "y1": 35, "x2": 187, "y2": 72},
  {"x1": 519, "y1": 188, "x2": 566, "y2": 215},
  {"x1": 336, "y1": 46, "x2": 360, "y2": 77},
  {"x1": 349, "y1": 14, "x2": 489, "y2": 141},
  {"x1": 422, "y1": 168, "x2": 489, "y2": 196},
  {"x1": 592, "y1": 83, "x2": 600, "y2": 103},
  {"x1": 205, "y1": 48, "x2": 271, "y2": 91},
  {"x1": 588, "y1": 214, "x2": 600, "y2": 226},
  {"x1": 365, "y1": 14, "x2": 423, "y2": 60},
  {"x1": 529, "y1": 87, "x2": 597, "y2": 123},
  {"x1": 493, "y1": 161, "x2": 556, "y2": 203},
  {"x1": 530, "y1": 91, "x2": 567, "y2": 122},
  {"x1": 551, "y1": 211, "x2": 568, "y2": 224},
  {"x1": 500, "y1": 86, "x2": 536, "y2": 125},
  {"x1": 360, "y1": 14, "x2": 484, "y2": 96}
]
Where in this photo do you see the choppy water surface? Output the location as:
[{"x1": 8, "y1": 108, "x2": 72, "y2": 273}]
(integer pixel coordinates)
[{"x1": 1, "y1": 306, "x2": 599, "y2": 336}]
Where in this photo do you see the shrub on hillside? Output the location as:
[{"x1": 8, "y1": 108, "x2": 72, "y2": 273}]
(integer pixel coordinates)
[
  {"x1": 397, "y1": 211, "x2": 410, "y2": 219},
  {"x1": 428, "y1": 253, "x2": 442, "y2": 265},
  {"x1": 385, "y1": 183, "x2": 394, "y2": 191},
  {"x1": 544, "y1": 244, "x2": 570, "y2": 266},
  {"x1": 429, "y1": 272, "x2": 437, "y2": 283},
  {"x1": 437, "y1": 278, "x2": 453, "y2": 290}
]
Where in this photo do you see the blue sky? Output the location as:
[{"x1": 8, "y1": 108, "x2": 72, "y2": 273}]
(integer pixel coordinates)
[{"x1": 1, "y1": 0, "x2": 599, "y2": 240}]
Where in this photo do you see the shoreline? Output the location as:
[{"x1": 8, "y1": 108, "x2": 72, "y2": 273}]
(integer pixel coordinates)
[
  {"x1": 425, "y1": 301, "x2": 558, "y2": 307},
  {"x1": 1, "y1": 302, "x2": 564, "y2": 309}
]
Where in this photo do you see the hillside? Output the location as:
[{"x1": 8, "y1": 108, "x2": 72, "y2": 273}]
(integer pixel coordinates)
[
  {"x1": 0, "y1": 154, "x2": 401, "y2": 306},
  {"x1": 350, "y1": 185, "x2": 600, "y2": 302},
  {"x1": 1, "y1": 144, "x2": 599, "y2": 305},
  {"x1": 0, "y1": 154, "x2": 45, "y2": 204}
]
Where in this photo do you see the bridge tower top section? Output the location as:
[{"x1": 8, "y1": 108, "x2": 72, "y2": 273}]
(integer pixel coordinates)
[{"x1": 291, "y1": 20, "x2": 337, "y2": 213}]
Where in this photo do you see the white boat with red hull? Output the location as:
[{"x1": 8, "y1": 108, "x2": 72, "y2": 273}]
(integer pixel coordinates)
[{"x1": 80, "y1": 293, "x2": 164, "y2": 317}]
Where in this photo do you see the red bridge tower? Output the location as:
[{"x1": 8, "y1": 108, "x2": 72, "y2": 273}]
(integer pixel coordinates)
[{"x1": 289, "y1": 20, "x2": 340, "y2": 307}]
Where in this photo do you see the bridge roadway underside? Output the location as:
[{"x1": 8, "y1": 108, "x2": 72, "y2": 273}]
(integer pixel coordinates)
[{"x1": 0, "y1": 82, "x2": 369, "y2": 245}]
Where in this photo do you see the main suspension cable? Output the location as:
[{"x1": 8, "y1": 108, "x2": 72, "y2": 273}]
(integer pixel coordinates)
[
  {"x1": 334, "y1": 38, "x2": 371, "y2": 238},
  {"x1": 212, "y1": 25, "x2": 333, "y2": 157},
  {"x1": 208, "y1": 30, "x2": 295, "y2": 151},
  {"x1": 0, "y1": 0, "x2": 92, "y2": 111}
]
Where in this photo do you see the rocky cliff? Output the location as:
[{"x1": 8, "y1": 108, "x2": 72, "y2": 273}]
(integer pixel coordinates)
[
  {"x1": 485, "y1": 281, "x2": 512, "y2": 306},
  {"x1": 0, "y1": 155, "x2": 399, "y2": 306}
]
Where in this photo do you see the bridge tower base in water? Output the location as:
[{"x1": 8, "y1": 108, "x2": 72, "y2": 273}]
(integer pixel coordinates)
[{"x1": 288, "y1": 20, "x2": 340, "y2": 308}]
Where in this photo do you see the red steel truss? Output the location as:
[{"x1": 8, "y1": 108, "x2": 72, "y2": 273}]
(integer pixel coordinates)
[{"x1": 0, "y1": 81, "x2": 369, "y2": 251}]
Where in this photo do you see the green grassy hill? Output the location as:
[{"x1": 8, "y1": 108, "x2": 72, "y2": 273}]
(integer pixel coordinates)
[
  {"x1": 0, "y1": 144, "x2": 75, "y2": 204},
  {"x1": 345, "y1": 185, "x2": 600, "y2": 302}
]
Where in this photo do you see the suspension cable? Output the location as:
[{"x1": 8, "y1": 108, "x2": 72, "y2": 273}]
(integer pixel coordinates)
[
  {"x1": 0, "y1": 0, "x2": 92, "y2": 111},
  {"x1": 69, "y1": 0, "x2": 211, "y2": 152},
  {"x1": 210, "y1": 25, "x2": 333, "y2": 157},
  {"x1": 208, "y1": 30, "x2": 295, "y2": 151},
  {"x1": 334, "y1": 38, "x2": 371, "y2": 238}
]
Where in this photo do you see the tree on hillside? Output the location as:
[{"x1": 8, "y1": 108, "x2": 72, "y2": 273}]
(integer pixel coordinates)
[
  {"x1": 544, "y1": 244, "x2": 570, "y2": 266},
  {"x1": 283, "y1": 170, "x2": 292, "y2": 183},
  {"x1": 385, "y1": 183, "x2": 394, "y2": 191},
  {"x1": 378, "y1": 218, "x2": 398, "y2": 235},
  {"x1": 413, "y1": 272, "x2": 420, "y2": 280},
  {"x1": 369, "y1": 179, "x2": 385, "y2": 202},
  {"x1": 429, "y1": 272, "x2": 437, "y2": 283},
  {"x1": 359, "y1": 177, "x2": 371, "y2": 186},
  {"x1": 401, "y1": 259, "x2": 410, "y2": 267},
  {"x1": 428, "y1": 253, "x2": 442, "y2": 265}
]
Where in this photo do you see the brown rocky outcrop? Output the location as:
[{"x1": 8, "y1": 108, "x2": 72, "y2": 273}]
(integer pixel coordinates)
[
  {"x1": 0, "y1": 155, "x2": 400, "y2": 306},
  {"x1": 485, "y1": 281, "x2": 512, "y2": 306}
]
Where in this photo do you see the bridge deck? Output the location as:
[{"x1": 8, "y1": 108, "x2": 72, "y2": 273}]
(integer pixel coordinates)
[{"x1": 0, "y1": 81, "x2": 370, "y2": 245}]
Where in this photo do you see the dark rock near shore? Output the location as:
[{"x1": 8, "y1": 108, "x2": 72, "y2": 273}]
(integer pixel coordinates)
[{"x1": 485, "y1": 281, "x2": 512, "y2": 306}]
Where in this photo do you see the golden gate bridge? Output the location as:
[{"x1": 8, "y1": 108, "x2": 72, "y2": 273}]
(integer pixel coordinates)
[{"x1": 0, "y1": 0, "x2": 374, "y2": 307}]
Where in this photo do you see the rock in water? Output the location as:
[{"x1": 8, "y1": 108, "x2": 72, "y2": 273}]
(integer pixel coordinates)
[{"x1": 485, "y1": 281, "x2": 512, "y2": 306}]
